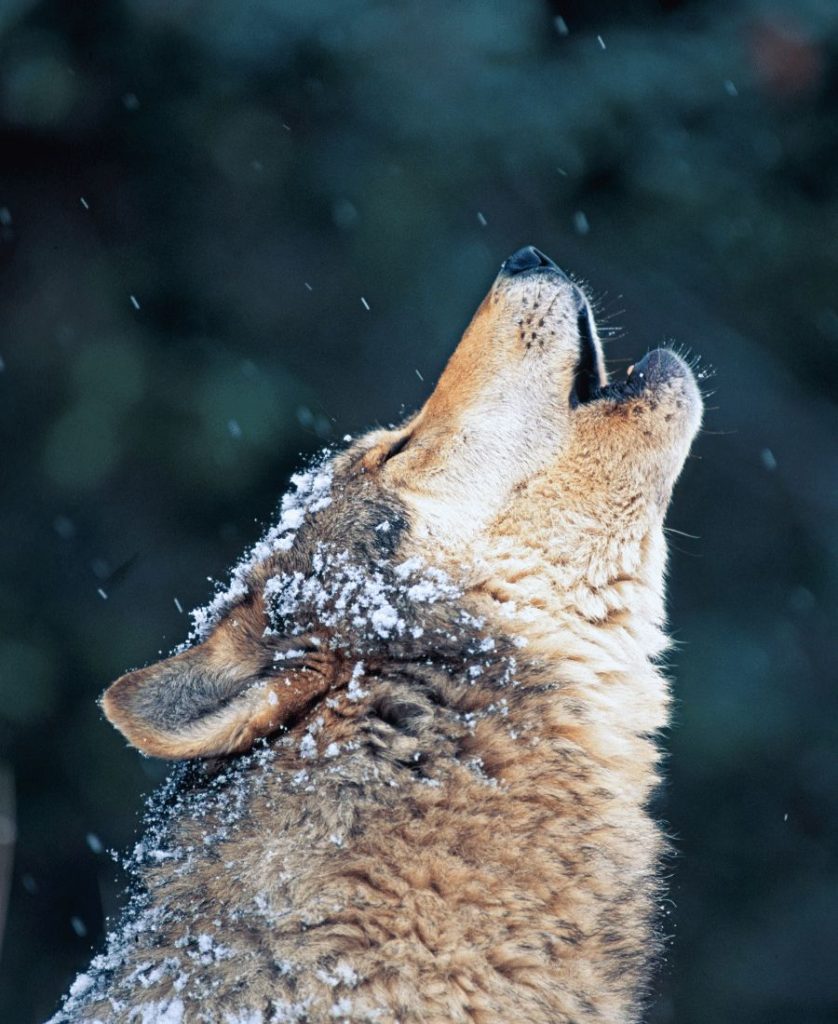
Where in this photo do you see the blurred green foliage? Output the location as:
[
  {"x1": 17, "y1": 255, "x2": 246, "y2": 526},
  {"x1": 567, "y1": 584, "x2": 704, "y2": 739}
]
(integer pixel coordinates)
[{"x1": 0, "y1": 1, "x2": 836, "y2": 1022}]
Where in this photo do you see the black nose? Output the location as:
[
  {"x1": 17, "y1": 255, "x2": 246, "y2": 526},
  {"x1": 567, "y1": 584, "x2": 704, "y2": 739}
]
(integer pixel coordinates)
[{"x1": 501, "y1": 246, "x2": 567, "y2": 278}]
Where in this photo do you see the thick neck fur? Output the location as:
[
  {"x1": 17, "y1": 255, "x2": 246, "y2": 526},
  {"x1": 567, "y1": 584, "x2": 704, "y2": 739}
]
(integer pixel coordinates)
[
  {"x1": 59, "y1": 514, "x2": 673, "y2": 1024},
  {"x1": 462, "y1": 520, "x2": 672, "y2": 804}
]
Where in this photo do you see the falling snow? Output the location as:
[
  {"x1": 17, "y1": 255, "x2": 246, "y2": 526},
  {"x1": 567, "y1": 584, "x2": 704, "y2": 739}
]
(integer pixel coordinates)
[{"x1": 761, "y1": 448, "x2": 777, "y2": 471}]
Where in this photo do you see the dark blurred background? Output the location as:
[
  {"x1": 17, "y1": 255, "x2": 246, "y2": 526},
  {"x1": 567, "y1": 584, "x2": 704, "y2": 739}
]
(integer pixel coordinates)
[{"x1": 0, "y1": 1, "x2": 836, "y2": 1021}]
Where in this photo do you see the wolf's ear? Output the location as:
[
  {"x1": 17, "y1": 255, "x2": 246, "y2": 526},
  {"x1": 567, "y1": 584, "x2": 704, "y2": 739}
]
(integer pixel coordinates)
[{"x1": 101, "y1": 641, "x2": 331, "y2": 760}]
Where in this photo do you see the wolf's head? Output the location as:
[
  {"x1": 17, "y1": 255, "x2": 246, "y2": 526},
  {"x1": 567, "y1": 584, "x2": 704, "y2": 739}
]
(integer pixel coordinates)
[{"x1": 103, "y1": 246, "x2": 703, "y2": 759}]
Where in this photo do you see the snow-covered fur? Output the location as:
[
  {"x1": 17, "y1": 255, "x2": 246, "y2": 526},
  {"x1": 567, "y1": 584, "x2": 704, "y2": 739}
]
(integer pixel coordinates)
[{"x1": 51, "y1": 247, "x2": 703, "y2": 1024}]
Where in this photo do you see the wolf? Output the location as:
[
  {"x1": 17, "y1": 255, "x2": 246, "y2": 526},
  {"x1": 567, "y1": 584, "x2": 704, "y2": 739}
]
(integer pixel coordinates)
[{"x1": 50, "y1": 245, "x2": 703, "y2": 1024}]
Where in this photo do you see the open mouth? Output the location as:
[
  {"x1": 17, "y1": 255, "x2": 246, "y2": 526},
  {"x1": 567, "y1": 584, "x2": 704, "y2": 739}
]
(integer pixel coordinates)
[
  {"x1": 570, "y1": 305, "x2": 601, "y2": 406},
  {"x1": 570, "y1": 302, "x2": 686, "y2": 407},
  {"x1": 499, "y1": 247, "x2": 691, "y2": 410},
  {"x1": 572, "y1": 345, "x2": 688, "y2": 408}
]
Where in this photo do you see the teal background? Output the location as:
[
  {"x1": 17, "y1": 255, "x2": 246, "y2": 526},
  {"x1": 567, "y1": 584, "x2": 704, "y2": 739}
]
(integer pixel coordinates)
[{"x1": 0, "y1": 2, "x2": 836, "y2": 1021}]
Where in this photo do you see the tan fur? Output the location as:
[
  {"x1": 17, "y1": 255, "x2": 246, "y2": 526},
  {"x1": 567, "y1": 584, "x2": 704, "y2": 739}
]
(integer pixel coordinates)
[{"x1": 53, "y1": 249, "x2": 702, "y2": 1024}]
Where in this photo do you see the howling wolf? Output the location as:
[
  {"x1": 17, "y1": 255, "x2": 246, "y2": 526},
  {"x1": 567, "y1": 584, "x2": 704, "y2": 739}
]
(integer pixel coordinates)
[{"x1": 51, "y1": 246, "x2": 703, "y2": 1024}]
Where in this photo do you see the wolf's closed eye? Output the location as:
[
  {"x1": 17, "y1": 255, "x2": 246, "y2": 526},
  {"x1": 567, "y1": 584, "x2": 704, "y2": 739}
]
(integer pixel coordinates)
[{"x1": 383, "y1": 433, "x2": 412, "y2": 462}]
